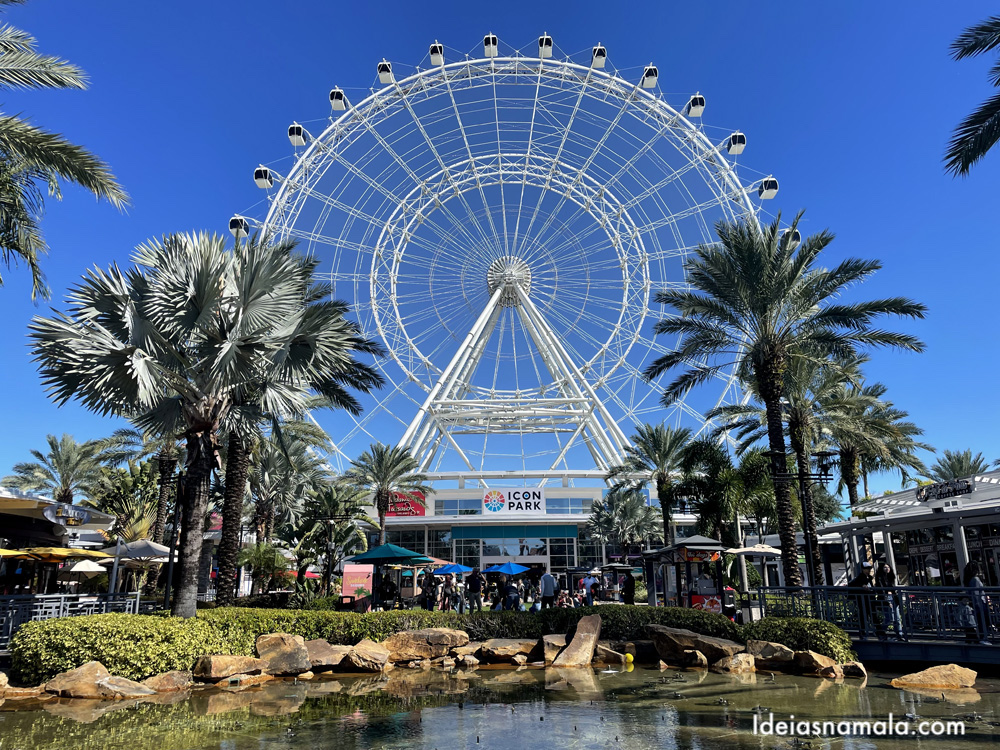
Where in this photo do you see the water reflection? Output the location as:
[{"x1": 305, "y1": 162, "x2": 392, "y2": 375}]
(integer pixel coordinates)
[{"x1": 1, "y1": 666, "x2": 997, "y2": 750}]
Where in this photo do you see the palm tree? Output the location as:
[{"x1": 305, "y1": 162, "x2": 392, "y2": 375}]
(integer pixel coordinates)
[
  {"x1": 344, "y1": 443, "x2": 432, "y2": 546},
  {"x1": 29, "y1": 232, "x2": 382, "y2": 617},
  {"x1": 300, "y1": 482, "x2": 375, "y2": 593},
  {"x1": 925, "y1": 449, "x2": 998, "y2": 482},
  {"x1": 645, "y1": 213, "x2": 926, "y2": 585},
  {"x1": 85, "y1": 460, "x2": 159, "y2": 542},
  {"x1": 237, "y1": 542, "x2": 288, "y2": 595},
  {"x1": 946, "y1": 16, "x2": 1000, "y2": 176},
  {"x1": 605, "y1": 424, "x2": 690, "y2": 547},
  {"x1": 2, "y1": 433, "x2": 110, "y2": 503},
  {"x1": 588, "y1": 489, "x2": 662, "y2": 558},
  {"x1": 0, "y1": 3, "x2": 128, "y2": 299}
]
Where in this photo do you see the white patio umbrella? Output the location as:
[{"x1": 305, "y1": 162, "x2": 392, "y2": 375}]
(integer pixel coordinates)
[
  {"x1": 726, "y1": 544, "x2": 783, "y2": 592},
  {"x1": 101, "y1": 539, "x2": 173, "y2": 592},
  {"x1": 57, "y1": 559, "x2": 106, "y2": 585}
]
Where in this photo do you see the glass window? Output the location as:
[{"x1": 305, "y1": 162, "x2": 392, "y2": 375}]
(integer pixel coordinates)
[
  {"x1": 934, "y1": 526, "x2": 954, "y2": 544},
  {"x1": 577, "y1": 531, "x2": 603, "y2": 569},
  {"x1": 385, "y1": 529, "x2": 425, "y2": 554},
  {"x1": 549, "y1": 538, "x2": 576, "y2": 570},
  {"x1": 455, "y1": 539, "x2": 480, "y2": 569},
  {"x1": 427, "y1": 529, "x2": 452, "y2": 561},
  {"x1": 434, "y1": 498, "x2": 481, "y2": 516}
]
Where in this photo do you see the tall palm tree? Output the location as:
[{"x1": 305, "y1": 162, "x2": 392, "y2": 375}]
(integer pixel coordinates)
[
  {"x1": 237, "y1": 541, "x2": 288, "y2": 595},
  {"x1": 29, "y1": 232, "x2": 382, "y2": 617},
  {"x1": 300, "y1": 482, "x2": 375, "y2": 593},
  {"x1": 0, "y1": 3, "x2": 127, "y2": 299},
  {"x1": 588, "y1": 489, "x2": 662, "y2": 558},
  {"x1": 946, "y1": 15, "x2": 1000, "y2": 176},
  {"x1": 645, "y1": 212, "x2": 926, "y2": 584},
  {"x1": 925, "y1": 449, "x2": 998, "y2": 482},
  {"x1": 605, "y1": 424, "x2": 690, "y2": 547},
  {"x1": 344, "y1": 443, "x2": 432, "y2": 546},
  {"x1": 85, "y1": 460, "x2": 159, "y2": 542},
  {"x1": 2, "y1": 433, "x2": 109, "y2": 503}
]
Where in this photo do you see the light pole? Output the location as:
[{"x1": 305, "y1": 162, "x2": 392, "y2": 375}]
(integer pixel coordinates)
[
  {"x1": 764, "y1": 449, "x2": 835, "y2": 587},
  {"x1": 325, "y1": 515, "x2": 352, "y2": 596}
]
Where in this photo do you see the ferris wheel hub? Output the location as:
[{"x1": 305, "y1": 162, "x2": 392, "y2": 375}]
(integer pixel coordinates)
[{"x1": 486, "y1": 255, "x2": 532, "y2": 308}]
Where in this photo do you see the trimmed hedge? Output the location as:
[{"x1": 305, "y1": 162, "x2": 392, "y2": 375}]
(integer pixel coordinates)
[
  {"x1": 9, "y1": 605, "x2": 846, "y2": 685},
  {"x1": 743, "y1": 616, "x2": 856, "y2": 663}
]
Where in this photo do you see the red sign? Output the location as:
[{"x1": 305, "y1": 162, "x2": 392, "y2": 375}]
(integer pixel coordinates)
[
  {"x1": 342, "y1": 563, "x2": 373, "y2": 597},
  {"x1": 387, "y1": 491, "x2": 425, "y2": 517},
  {"x1": 690, "y1": 594, "x2": 723, "y2": 613}
]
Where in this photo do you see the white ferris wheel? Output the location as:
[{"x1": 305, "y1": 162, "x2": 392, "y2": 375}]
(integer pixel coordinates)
[{"x1": 233, "y1": 34, "x2": 777, "y2": 483}]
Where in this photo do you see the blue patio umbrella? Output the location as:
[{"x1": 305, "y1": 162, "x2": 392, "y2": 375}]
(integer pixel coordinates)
[
  {"x1": 483, "y1": 562, "x2": 529, "y2": 575},
  {"x1": 434, "y1": 563, "x2": 473, "y2": 576}
]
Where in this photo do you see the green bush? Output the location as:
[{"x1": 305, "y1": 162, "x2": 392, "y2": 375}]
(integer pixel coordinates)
[
  {"x1": 10, "y1": 613, "x2": 231, "y2": 685},
  {"x1": 741, "y1": 616, "x2": 855, "y2": 663}
]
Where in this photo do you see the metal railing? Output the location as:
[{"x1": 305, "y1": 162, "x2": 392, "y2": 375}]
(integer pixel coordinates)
[
  {"x1": 0, "y1": 593, "x2": 142, "y2": 650},
  {"x1": 757, "y1": 585, "x2": 1000, "y2": 643}
]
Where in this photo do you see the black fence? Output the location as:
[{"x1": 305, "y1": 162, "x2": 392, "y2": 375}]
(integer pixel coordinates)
[
  {"x1": 0, "y1": 593, "x2": 145, "y2": 650},
  {"x1": 757, "y1": 585, "x2": 1000, "y2": 643}
]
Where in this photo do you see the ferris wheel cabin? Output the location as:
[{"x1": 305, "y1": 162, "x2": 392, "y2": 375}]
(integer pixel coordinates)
[
  {"x1": 640, "y1": 64, "x2": 658, "y2": 89},
  {"x1": 727, "y1": 131, "x2": 747, "y2": 155},
  {"x1": 758, "y1": 176, "x2": 779, "y2": 199},
  {"x1": 781, "y1": 228, "x2": 802, "y2": 248},
  {"x1": 484, "y1": 34, "x2": 498, "y2": 58},
  {"x1": 591, "y1": 44, "x2": 607, "y2": 68},
  {"x1": 253, "y1": 166, "x2": 273, "y2": 189},
  {"x1": 687, "y1": 93, "x2": 705, "y2": 118},
  {"x1": 329, "y1": 87, "x2": 348, "y2": 111},
  {"x1": 377, "y1": 60, "x2": 394, "y2": 85},
  {"x1": 287, "y1": 123, "x2": 306, "y2": 147},
  {"x1": 429, "y1": 41, "x2": 444, "y2": 66},
  {"x1": 538, "y1": 34, "x2": 553, "y2": 59},
  {"x1": 229, "y1": 215, "x2": 249, "y2": 239}
]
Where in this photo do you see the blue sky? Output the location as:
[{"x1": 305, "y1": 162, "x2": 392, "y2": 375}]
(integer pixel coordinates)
[{"x1": 0, "y1": 1, "x2": 997, "y2": 495}]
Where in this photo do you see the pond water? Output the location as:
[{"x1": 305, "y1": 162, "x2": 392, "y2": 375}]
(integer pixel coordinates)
[{"x1": 2, "y1": 665, "x2": 998, "y2": 750}]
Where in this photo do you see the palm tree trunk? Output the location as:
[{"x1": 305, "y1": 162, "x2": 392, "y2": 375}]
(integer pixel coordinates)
[
  {"x1": 144, "y1": 453, "x2": 177, "y2": 596},
  {"x1": 789, "y1": 418, "x2": 824, "y2": 585},
  {"x1": 755, "y1": 360, "x2": 802, "y2": 586},
  {"x1": 171, "y1": 433, "x2": 213, "y2": 618},
  {"x1": 841, "y1": 446, "x2": 861, "y2": 507},
  {"x1": 656, "y1": 476, "x2": 672, "y2": 547},
  {"x1": 863, "y1": 470, "x2": 870, "y2": 500},
  {"x1": 377, "y1": 490, "x2": 388, "y2": 546},
  {"x1": 215, "y1": 432, "x2": 249, "y2": 607}
]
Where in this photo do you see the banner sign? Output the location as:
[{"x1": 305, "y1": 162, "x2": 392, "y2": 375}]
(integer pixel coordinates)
[
  {"x1": 342, "y1": 563, "x2": 373, "y2": 598},
  {"x1": 916, "y1": 479, "x2": 974, "y2": 503},
  {"x1": 42, "y1": 503, "x2": 90, "y2": 527},
  {"x1": 482, "y1": 488, "x2": 546, "y2": 516},
  {"x1": 387, "y1": 491, "x2": 426, "y2": 517}
]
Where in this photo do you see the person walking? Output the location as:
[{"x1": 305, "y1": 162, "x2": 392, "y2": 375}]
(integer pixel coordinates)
[
  {"x1": 874, "y1": 562, "x2": 903, "y2": 641},
  {"x1": 963, "y1": 562, "x2": 991, "y2": 644},
  {"x1": 539, "y1": 568, "x2": 557, "y2": 609},
  {"x1": 622, "y1": 570, "x2": 636, "y2": 606},
  {"x1": 422, "y1": 572, "x2": 438, "y2": 611},
  {"x1": 503, "y1": 575, "x2": 521, "y2": 611},
  {"x1": 581, "y1": 572, "x2": 597, "y2": 607},
  {"x1": 847, "y1": 562, "x2": 875, "y2": 637},
  {"x1": 466, "y1": 567, "x2": 486, "y2": 612},
  {"x1": 441, "y1": 574, "x2": 456, "y2": 611}
]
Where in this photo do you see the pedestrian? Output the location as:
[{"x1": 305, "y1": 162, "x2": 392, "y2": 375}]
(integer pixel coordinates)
[
  {"x1": 539, "y1": 567, "x2": 557, "y2": 609},
  {"x1": 622, "y1": 569, "x2": 636, "y2": 606},
  {"x1": 874, "y1": 562, "x2": 903, "y2": 640},
  {"x1": 441, "y1": 574, "x2": 456, "y2": 611},
  {"x1": 422, "y1": 572, "x2": 438, "y2": 611},
  {"x1": 581, "y1": 572, "x2": 597, "y2": 606},
  {"x1": 466, "y1": 567, "x2": 486, "y2": 612},
  {"x1": 847, "y1": 562, "x2": 875, "y2": 636},
  {"x1": 503, "y1": 575, "x2": 521, "y2": 611},
  {"x1": 963, "y1": 562, "x2": 990, "y2": 644}
]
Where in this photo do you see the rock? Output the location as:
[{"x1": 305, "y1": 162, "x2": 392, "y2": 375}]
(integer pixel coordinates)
[
  {"x1": 611, "y1": 640, "x2": 658, "y2": 663},
  {"x1": 382, "y1": 628, "x2": 470, "y2": 662},
  {"x1": 219, "y1": 673, "x2": 274, "y2": 689},
  {"x1": 479, "y1": 638, "x2": 541, "y2": 663},
  {"x1": 256, "y1": 633, "x2": 311, "y2": 676},
  {"x1": 344, "y1": 639, "x2": 391, "y2": 672},
  {"x1": 746, "y1": 639, "x2": 795, "y2": 665},
  {"x1": 437, "y1": 657, "x2": 456, "y2": 669},
  {"x1": 2, "y1": 685, "x2": 45, "y2": 699},
  {"x1": 141, "y1": 671, "x2": 193, "y2": 693},
  {"x1": 711, "y1": 653, "x2": 756, "y2": 674},
  {"x1": 305, "y1": 640, "x2": 352, "y2": 672},
  {"x1": 94, "y1": 676, "x2": 157, "y2": 700},
  {"x1": 451, "y1": 642, "x2": 482, "y2": 657},
  {"x1": 658, "y1": 660, "x2": 670, "y2": 670},
  {"x1": 553, "y1": 615, "x2": 602, "y2": 667},
  {"x1": 890, "y1": 665, "x2": 977, "y2": 690},
  {"x1": 193, "y1": 655, "x2": 267, "y2": 682},
  {"x1": 793, "y1": 650, "x2": 837, "y2": 674},
  {"x1": 818, "y1": 664, "x2": 844, "y2": 679},
  {"x1": 644, "y1": 625, "x2": 744, "y2": 664},
  {"x1": 44, "y1": 662, "x2": 115, "y2": 699},
  {"x1": 543, "y1": 634, "x2": 568, "y2": 665},
  {"x1": 594, "y1": 643, "x2": 626, "y2": 665},
  {"x1": 512, "y1": 654, "x2": 528, "y2": 666},
  {"x1": 192, "y1": 690, "x2": 255, "y2": 715},
  {"x1": 843, "y1": 662, "x2": 867, "y2": 680},
  {"x1": 0, "y1": 671, "x2": 7, "y2": 690},
  {"x1": 458, "y1": 654, "x2": 480, "y2": 668},
  {"x1": 682, "y1": 649, "x2": 708, "y2": 669}
]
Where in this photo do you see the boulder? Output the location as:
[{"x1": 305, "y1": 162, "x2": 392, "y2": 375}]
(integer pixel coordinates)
[
  {"x1": 305, "y1": 640, "x2": 352, "y2": 672},
  {"x1": 256, "y1": 633, "x2": 311, "y2": 675},
  {"x1": 344, "y1": 639, "x2": 391, "y2": 672},
  {"x1": 843, "y1": 662, "x2": 867, "y2": 680},
  {"x1": 711, "y1": 653, "x2": 756, "y2": 674},
  {"x1": 658, "y1": 660, "x2": 670, "y2": 670},
  {"x1": 644, "y1": 625, "x2": 744, "y2": 664},
  {"x1": 890, "y1": 665, "x2": 977, "y2": 690},
  {"x1": 512, "y1": 654, "x2": 528, "y2": 666},
  {"x1": 451, "y1": 642, "x2": 482, "y2": 657},
  {"x1": 382, "y1": 628, "x2": 469, "y2": 662},
  {"x1": 553, "y1": 615, "x2": 602, "y2": 668},
  {"x1": 611, "y1": 640, "x2": 658, "y2": 664},
  {"x1": 479, "y1": 638, "x2": 541, "y2": 663},
  {"x1": 94, "y1": 676, "x2": 157, "y2": 700},
  {"x1": 543, "y1": 634, "x2": 568, "y2": 665},
  {"x1": 458, "y1": 654, "x2": 480, "y2": 668},
  {"x1": 0, "y1": 671, "x2": 7, "y2": 690},
  {"x1": 594, "y1": 643, "x2": 626, "y2": 665},
  {"x1": 45, "y1": 662, "x2": 111, "y2": 698},
  {"x1": 2, "y1": 685, "x2": 44, "y2": 699},
  {"x1": 793, "y1": 650, "x2": 837, "y2": 674},
  {"x1": 818, "y1": 664, "x2": 844, "y2": 680},
  {"x1": 437, "y1": 657, "x2": 456, "y2": 669},
  {"x1": 682, "y1": 649, "x2": 708, "y2": 669},
  {"x1": 746, "y1": 639, "x2": 794, "y2": 665},
  {"x1": 141, "y1": 671, "x2": 193, "y2": 693},
  {"x1": 193, "y1": 655, "x2": 267, "y2": 682},
  {"x1": 220, "y1": 673, "x2": 274, "y2": 689}
]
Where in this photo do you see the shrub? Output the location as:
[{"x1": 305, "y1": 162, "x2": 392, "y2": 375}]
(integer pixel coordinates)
[
  {"x1": 10, "y1": 613, "x2": 231, "y2": 685},
  {"x1": 741, "y1": 616, "x2": 855, "y2": 663}
]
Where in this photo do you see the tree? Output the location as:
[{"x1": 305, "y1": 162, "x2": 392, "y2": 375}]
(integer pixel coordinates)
[
  {"x1": 925, "y1": 449, "x2": 998, "y2": 482},
  {"x1": 300, "y1": 482, "x2": 375, "y2": 593},
  {"x1": 605, "y1": 424, "x2": 690, "y2": 546},
  {"x1": 946, "y1": 15, "x2": 1000, "y2": 176},
  {"x1": 2, "y1": 433, "x2": 109, "y2": 503},
  {"x1": 645, "y1": 212, "x2": 926, "y2": 585},
  {"x1": 29, "y1": 232, "x2": 381, "y2": 617},
  {"x1": 237, "y1": 542, "x2": 288, "y2": 595},
  {"x1": 0, "y1": 3, "x2": 128, "y2": 299},
  {"x1": 588, "y1": 489, "x2": 662, "y2": 557},
  {"x1": 85, "y1": 460, "x2": 159, "y2": 542},
  {"x1": 344, "y1": 443, "x2": 431, "y2": 546}
]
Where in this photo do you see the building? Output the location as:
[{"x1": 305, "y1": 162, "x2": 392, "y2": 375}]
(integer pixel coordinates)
[{"x1": 0, "y1": 486, "x2": 113, "y2": 548}]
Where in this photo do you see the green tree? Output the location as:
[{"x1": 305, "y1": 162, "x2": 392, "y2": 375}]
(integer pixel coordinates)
[
  {"x1": 2, "y1": 433, "x2": 109, "y2": 503},
  {"x1": 605, "y1": 424, "x2": 690, "y2": 546},
  {"x1": 85, "y1": 460, "x2": 159, "y2": 542},
  {"x1": 237, "y1": 541, "x2": 288, "y2": 595},
  {"x1": 29, "y1": 232, "x2": 380, "y2": 617},
  {"x1": 925, "y1": 449, "x2": 998, "y2": 482},
  {"x1": 0, "y1": 2, "x2": 127, "y2": 299},
  {"x1": 645, "y1": 212, "x2": 926, "y2": 584},
  {"x1": 299, "y1": 482, "x2": 375, "y2": 593},
  {"x1": 588, "y1": 489, "x2": 662, "y2": 557},
  {"x1": 946, "y1": 15, "x2": 1000, "y2": 175},
  {"x1": 344, "y1": 443, "x2": 431, "y2": 546}
]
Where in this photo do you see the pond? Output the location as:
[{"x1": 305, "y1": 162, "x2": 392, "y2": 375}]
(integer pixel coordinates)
[{"x1": 2, "y1": 666, "x2": 998, "y2": 749}]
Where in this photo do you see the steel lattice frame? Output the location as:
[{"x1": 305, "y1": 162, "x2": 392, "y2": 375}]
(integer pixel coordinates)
[{"x1": 244, "y1": 39, "x2": 771, "y2": 484}]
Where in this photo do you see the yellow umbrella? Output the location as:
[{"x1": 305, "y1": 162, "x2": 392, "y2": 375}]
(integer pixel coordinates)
[
  {"x1": 22, "y1": 547, "x2": 112, "y2": 562},
  {"x1": 0, "y1": 548, "x2": 35, "y2": 559}
]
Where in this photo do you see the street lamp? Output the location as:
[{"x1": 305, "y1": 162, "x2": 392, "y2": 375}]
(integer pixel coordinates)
[
  {"x1": 764, "y1": 449, "x2": 835, "y2": 586},
  {"x1": 324, "y1": 515, "x2": 353, "y2": 596}
]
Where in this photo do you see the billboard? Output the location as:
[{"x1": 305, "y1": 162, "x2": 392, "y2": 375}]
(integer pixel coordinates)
[
  {"x1": 387, "y1": 491, "x2": 426, "y2": 517},
  {"x1": 482, "y1": 488, "x2": 546, "y2": 516}
]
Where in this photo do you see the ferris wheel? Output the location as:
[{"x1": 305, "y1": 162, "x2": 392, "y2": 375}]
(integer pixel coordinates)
[{"x1": 233, "y1": 34, "x2": 776, "y2": 481}]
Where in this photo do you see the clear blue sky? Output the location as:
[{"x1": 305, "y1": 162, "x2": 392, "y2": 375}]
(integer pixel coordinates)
[{"x1": 0, "y1": 1, "x2": 997, "y2": 494}]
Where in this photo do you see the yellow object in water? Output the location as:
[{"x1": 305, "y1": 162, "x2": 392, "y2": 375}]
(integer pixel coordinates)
[{"x1": 625, "y1": 653, "x2": 634, "y2": 663}]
